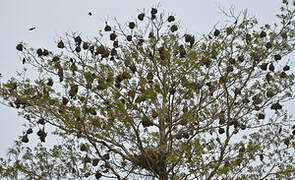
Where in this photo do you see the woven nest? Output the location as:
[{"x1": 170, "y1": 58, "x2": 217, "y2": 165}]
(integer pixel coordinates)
[{"x1": 131, "y1": 147, "x2": 166, "y2": 175}]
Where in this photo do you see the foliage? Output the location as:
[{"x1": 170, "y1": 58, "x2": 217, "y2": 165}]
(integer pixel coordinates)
[{"x1": 1, "y1": 1, "x2": 295, "y2": 179}]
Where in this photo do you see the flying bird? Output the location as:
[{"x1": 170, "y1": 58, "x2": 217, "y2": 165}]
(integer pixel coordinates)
[
  {"x1": 28, "y1": 27, "x2": 36, "y2": 31},
  {"x1": 88, "y1": 12, "x2": 92, "y2": 16}
]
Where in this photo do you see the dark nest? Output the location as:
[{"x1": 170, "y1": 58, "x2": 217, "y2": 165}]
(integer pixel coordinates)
[{"x1": 131, "y1": 147, "x2": 167, "y2": 175}]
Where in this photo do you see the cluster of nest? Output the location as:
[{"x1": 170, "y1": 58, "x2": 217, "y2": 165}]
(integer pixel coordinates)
[{"x1": 131, "y1": 147, "x2": 167, "y2": 175}]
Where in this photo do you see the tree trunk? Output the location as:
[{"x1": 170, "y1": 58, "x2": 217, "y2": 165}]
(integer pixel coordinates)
[
  {"x1": 158, "y1": 159, "x2": 168, "y2": 180},
  {"x1": 158, "y1": 82, "x2": 168, "y2": 180},
  {"x1": 159, "y1": 173, "x2": 168, "y2": 180},
  {"x1": 158, "y1": 128, "x2": 168, "y2": 180}
]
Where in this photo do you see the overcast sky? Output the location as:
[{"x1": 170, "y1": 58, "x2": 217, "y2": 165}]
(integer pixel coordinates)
[{"x1": 0, "y1": 0, "x2": 289, "y2": 157}]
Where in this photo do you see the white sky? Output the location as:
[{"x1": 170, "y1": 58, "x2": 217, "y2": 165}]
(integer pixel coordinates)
[{"x1": 0, "y1": 0, "x2": 290, "y2": 157}]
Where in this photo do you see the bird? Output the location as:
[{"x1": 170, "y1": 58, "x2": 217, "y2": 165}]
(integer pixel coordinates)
[
  {"x1": 28, "y1": 27, "x2": 36, "y2": 31},
  {"x1": 88, "y1": 12, "x2": 92, "y2": 16}
]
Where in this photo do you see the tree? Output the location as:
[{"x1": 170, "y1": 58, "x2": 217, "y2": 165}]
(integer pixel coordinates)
[{"x1": 1, "y1": 1, "x2": 295, "y2": 179}]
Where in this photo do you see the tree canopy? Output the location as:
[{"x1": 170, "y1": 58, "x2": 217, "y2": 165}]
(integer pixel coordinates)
[{"x1": 1, "y1": 1, "x2": 295, "y2": 179}]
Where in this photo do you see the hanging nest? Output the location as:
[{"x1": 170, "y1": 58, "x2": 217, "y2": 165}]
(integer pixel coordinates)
[
  {"x1": 131, "y1": 147, "x2": 167, "y2": 175},
  {"x1": 167, "y1": 16, "x2": 175, "y2": 22},
  {"x1": 138, "y1": 13, "x2": 145, "y2": 21}
]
